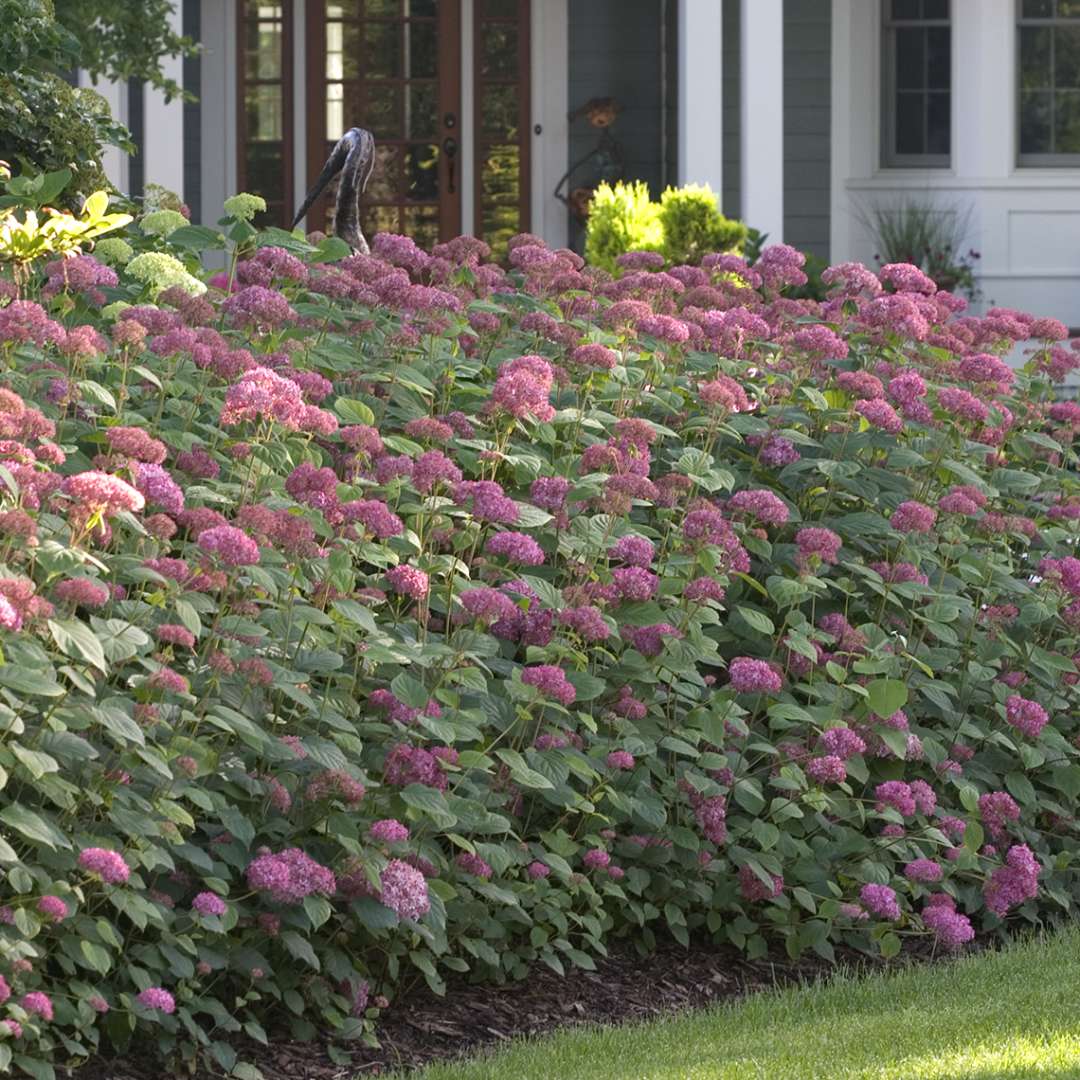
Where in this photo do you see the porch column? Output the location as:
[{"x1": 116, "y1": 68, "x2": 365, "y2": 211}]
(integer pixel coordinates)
[
  {"x1": 677, "y1": 0, "x2": 723, "y2": 193},
  {"x1": 952, "y1": 0, "x2": 1013, "y2": 179},
  {"x1": 143, "y1": 0, "x2": 186, "y2": 198},
  {"x1": 740, "y1": 0, "x2": 784, "y2": 243}
]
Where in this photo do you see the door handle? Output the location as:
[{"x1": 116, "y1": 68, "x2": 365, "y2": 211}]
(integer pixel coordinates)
[{"x1": 443, "y1": 136, "x2": 458, "y2": 194}]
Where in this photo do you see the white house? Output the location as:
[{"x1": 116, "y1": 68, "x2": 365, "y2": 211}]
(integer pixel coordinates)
[{"x1": 86, "y1": 0, "x2": 1080, "y2": 327}]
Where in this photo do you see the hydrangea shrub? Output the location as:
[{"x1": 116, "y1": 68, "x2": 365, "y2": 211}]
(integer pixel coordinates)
[{"x1": 0, "y1": 214, "x2": 1077, "y2": 1075}]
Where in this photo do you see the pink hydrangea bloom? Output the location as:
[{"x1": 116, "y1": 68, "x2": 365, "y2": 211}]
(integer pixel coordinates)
[
  {"x1": 135, "y1": 987, "x2": 176, "y2": 1014},
  {"x1": 79, "y1": 847, "x2": 130, "y2": 884}
]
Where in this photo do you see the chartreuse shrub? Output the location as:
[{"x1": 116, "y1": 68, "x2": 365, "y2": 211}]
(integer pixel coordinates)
[
  {"x1": 0, "y1": 191, "x2": 1077, "y2": 1078},
  {"x1": 658, "y1": 183, "x2": 748, "y2": 267},
  {"x1": 584, "y1": 180, "x2": 745, "y2": 273},
  {"x1": 405, "y1": 927, "x2": 1080, "y2": 1080}
]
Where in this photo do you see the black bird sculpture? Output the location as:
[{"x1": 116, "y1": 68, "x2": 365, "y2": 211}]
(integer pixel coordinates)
[{"x1": 291, "y1": 127, "x2": 376, "y2": 254}]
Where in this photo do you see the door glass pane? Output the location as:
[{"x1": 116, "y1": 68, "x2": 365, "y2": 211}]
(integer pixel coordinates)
[
  {"x1": 891, "y1": 0, "x2": 920, "y2": 19},
  {"x1": 369, "y1": 144, "x2": 401, "y2": 200},
  {"x1": 405, "y1": 143, "x2": 440, "y2": 200},
  {"x1": 362, "y1": 204, "x2": 402, "y2": 237},
  {"x1": 247, "y1": 84, "x2": 283, "y2": 140},
  {"x1": 245, "y1": 22, "x2": 282, "y2": 79},
  {"x1": 481, "y1": 84, "x2": 518, "y2": 137},
  {"x1": 405, "y1": 0, "x2": 436, "y2": 14},
  {"x1": 1058, "y1": 0, "x2": 1080, "y2": 15},
  {"x1": 327, "y1": 83, "x2": 345, "y2": 140},
  {"x1": 1023, "y1": 0, "x2": 1053, "y2": 15},
  {"x1": 406, "y1": 83, "x2": 438, "y2": 138},
  {"x1": 402, "y1": 205, "x2": 440, "y2": 249},
  {"x1": 479, "y1": 23, "x2": 518, "y2": 77},
  {"x1": 364, "y1": 21, "x2": 402, "y2": 77},
  {"x1": 407, "y1": 20, "x2": 438, "y2": 78},
  {"x1": 366, "y1": 83, "x2": 404, "y2": 138},
  {"x1": 481, "y1": 0, "x2": 519, "y2": 15},
  {"x1": 363, "y1": 0, "x2": 401, "y2": 13},
  {"x1": 922, "y1": 0, "x2": 948, "y2": 18}
]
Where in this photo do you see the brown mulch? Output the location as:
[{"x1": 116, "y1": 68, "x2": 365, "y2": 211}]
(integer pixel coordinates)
[{"x1": 71, "y1": 933, "x2": 966, "y2": 1080}]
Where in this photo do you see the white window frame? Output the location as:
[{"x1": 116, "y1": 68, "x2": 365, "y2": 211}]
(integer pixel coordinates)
[{"x1": 880, "y1": 0, "x2": 952, "y2": 168}]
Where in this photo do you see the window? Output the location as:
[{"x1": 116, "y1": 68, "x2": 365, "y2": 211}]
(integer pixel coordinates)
[
  {"x1": 881, "y1": 0, "x2": 951, "y2": 167},
  {"x1": 1018, "y1": 0, "x2": 1080, "y2": 162}
]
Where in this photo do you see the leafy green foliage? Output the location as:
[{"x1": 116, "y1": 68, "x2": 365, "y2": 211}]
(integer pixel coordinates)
[
  {"x1": 583, "y1": 180, "x2": 664, "y2": 273},
  {"x1": 584, "y1": 180, "x2": 745, "y2": 273},
  {"x1": 0, "y1": 197, "x2": 1075, "y2": 1077}
]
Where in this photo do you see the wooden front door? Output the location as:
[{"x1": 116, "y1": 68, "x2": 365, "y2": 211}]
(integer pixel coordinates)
[
  {"x1": 305, "y1": 0, "x2": 461, "y2": 249},
  {"x1": 304, "y1": 0, "x2": 529, "y2": 252}
]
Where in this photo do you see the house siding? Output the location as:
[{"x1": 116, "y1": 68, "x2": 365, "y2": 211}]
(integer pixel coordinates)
[
  {"x1": 567, "y1": 0, "x2": 673, "y2": 248},
  {"x1": 784, "y1": 0, "x2": 831, "y2": 259}
]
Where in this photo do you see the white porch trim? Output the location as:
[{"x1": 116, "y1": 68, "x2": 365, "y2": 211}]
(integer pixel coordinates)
[
  {"x1": 142, "y1": 0, "x2": 186, "y2": 196},
  {"x1": 77, "y1": 74, "x2": 129, "y2": 194},
  {"x1": 740, "y1": 0, "x2": 784, "y2": 243},
  {"x1": 531, "y1": 0, "x2": 569, "y2": 249},
  {"x1": 199, "y1": 0, "x2": 237, "y2": 227},
  {"x1": 677, "y1": 0, "x2": 723, "y2": 194}
]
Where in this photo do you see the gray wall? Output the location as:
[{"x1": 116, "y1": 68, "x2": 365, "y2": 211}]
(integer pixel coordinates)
[
  {"x1": 721, "y1": 0, "x2": 831, "y2": 259},
  {"x1": 567, "y1": 0, "x2": 675, "y2": 248},
  {"x1": 783, "y1": 0, "x2": 831, "y2": 260}
]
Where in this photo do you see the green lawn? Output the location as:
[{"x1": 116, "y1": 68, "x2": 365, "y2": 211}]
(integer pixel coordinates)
[{"x1": 395, "y1": 928, "x2": 1080, "y2": 1080}]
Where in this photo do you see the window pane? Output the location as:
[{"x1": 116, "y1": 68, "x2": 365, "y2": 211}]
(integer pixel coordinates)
[
  {"x1": 896, "y1": 28, "x2": 925, "y2": 90},
  {"x1": 922, "y1": 0, "x2": 948, "y2": 18},
  {"x1": 1021, "y1": 27, "x2": 1053, "y2": 89},
  {"x1": 926, "y1": 26, "x2": 950, "y2": 88},
  {"x1": 927, "y1": 92, "x2": 950, "y2": 154},
  {"x1": 405, "y1": 143, "x2": 440, "y2": 200},
  {"x1": 1058, "y1": 0, "x2": 1080, "y2": 15},
  {"x1": 404, "y1": 0, "x2": 436, "y2": 15},
  {"x1": 1020, "y1": 90, "x2": 1053, "y2": 152},
  {"x1": 1055, "y1": 89, "x2": 1080, "y2": 149},
  {"x1": 363, "y1": 21, "x2": 402, "y2": 77},
  {"x1": 407, "y1": 19, "x2": 437, "y2": 78},
  {"x1": 1023, "y1": 0, "x2": 1054, "y2": 15},
  {"x1": 891, "y1": 0, "x2": 920, "y2": 19},
  {"x1": 896, "y1": 91, "x2": 925, "y2": 153},
  {"x1": 1056, "y1": 25, "x2": 1080, "y2": 87},
  {"x1": 481, "y1": 0, "x2": 520, "y2": 16},
  {"x1": 337, "y1": 23, "x2": 364, "y2": 78}
]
